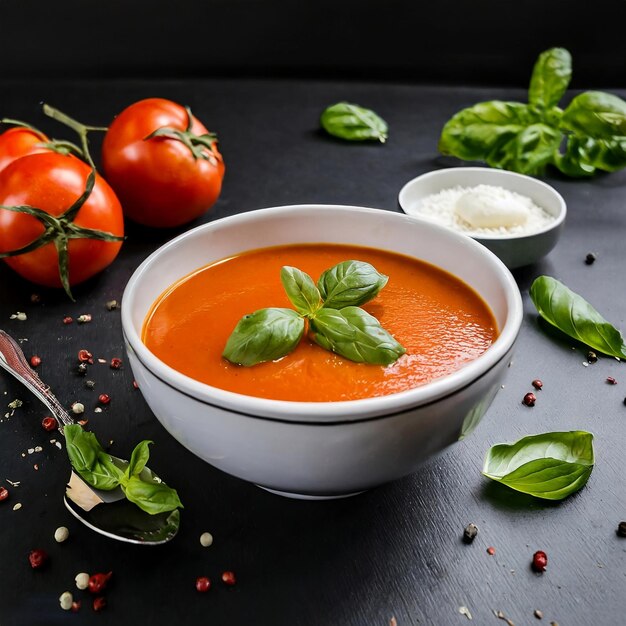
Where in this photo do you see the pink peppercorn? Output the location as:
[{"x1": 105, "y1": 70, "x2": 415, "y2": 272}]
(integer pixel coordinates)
[
  {"x1": 532, "y1": 550, "x2": 548, "y2": 572},
  {"x1": 98, "y1": 394, "x2": 110, "y2": 405},
  {"x1": 523, "y1": 392, "x2": 536, "y2": 407},
  {"x1": 221, "y1": 571, "x2": 237, "y2": 586},
  {"x1": 63, "y1": 316, "x2": 73, "y2": 325},
  {"x1": 110, "y1": 357, "x2": 122, "y2": 370},
  {"x1": 196, "y1": 577, "x2": 211, "y2": 592},
  {"x1": 29, "y1": 355, "x2": 41, "y2": 367},
  {"x1": 41, "y1": 416, "x2": 57, "y2": 432},
  {"x1": 28, "y1": 549, "x2": 48, "y2": 569},
  {"x1": 0, "y1": 486, "x2": 8, "y2": 501},
  {"x1": 92, "y1": 597, "x2": 106, "y2": 612}
]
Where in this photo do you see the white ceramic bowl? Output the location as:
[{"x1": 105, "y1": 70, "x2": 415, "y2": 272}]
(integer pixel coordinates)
[
  {"x1": 398, "y1": 167, "x2": 567, "y2": 269},
  {"x1": 121, "y1": 205, "x2": 523, "y2": 499}
]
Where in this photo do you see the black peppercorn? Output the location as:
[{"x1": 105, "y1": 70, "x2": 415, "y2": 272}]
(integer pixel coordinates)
[
  {"x1": 617, "y1": 521, "x2": 626, "y2": 537},
  {"x1": 77, "y1": 362, "x2": 88, "y2": 375},
  {"x1": 587, "y1": 351, "x2": 598, "y2": 363},
  {"x1": 585, "y1": 252, "x2": 597, "y2": 265},
  {"x1": 84, "y1": 380, "x2": 96, "y2": 390}
]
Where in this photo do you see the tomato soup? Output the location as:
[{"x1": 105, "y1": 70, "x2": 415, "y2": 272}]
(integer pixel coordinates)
[{"x1": 142, "y1": 244, "x2": 498, "y2": 402}]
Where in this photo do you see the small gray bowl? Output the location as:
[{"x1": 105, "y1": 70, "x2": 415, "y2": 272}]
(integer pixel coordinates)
[{"x1": 398, "y1": 167, "x2": 567, "y2": 269}]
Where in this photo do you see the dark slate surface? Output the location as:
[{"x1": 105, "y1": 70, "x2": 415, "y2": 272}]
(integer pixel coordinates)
[{"x1": 0, "y1": 79, "x2": 625, "y2": 626}]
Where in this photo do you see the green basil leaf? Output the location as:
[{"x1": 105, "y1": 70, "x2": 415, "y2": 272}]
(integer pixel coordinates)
[
  {"x1": 280, "y1": 266, "x2": 322, "y2": 316},
  {"x1": 223, "y1": 307, "x2": 305, "y2": 366},
  {"x1": 528, "y1": 47, "x2": 572, "y2": 110},
  {"x1": 127, "y1": 440, "x2": 153, "y2": 477},
  {"x1": 483, "y1": 431, "x2": 594, "y2": 500},
  {"x1": 561, "y1": 91, "x2": 626, "y2": 139},
  {"x1": 309, "y1": 306, "x2": 405, "y2": 365},
  {"x1": 557, "y1": 135, "x2": 626, "y2": 175},
  {"x1": 122, "y1": 475, "x2": 184, "y2": 515},
  {"x1": 487, "y1": 123, "x2": 561, "y2": 175},
  {"x1": 318, "y1": 260, "x2": 388, "y2": 309},
  {"x1": 320, "y1": 102, "x2": 388, "y2": 143},
  {"x1": 530, "y1": 275, "x2": 626, "y2": 359},
  {"x1": 439, "y1": 101, "x2": 538, "y2": 162},
  {"x1": 64, "y1": 425, "x2": 122, "y2": 491}
]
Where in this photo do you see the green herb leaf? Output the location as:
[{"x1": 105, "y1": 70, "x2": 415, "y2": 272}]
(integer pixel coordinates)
[
  {"x1": 318, "y1": 260, "x2": 388, "y2": 309},
  {"x1": 64, "y1": 424, "x2": 123, "y2": 491},
  {"x1": 530, "y1": 275, "x2": 626, "y2": 359},
  {"x1": 122, "y1": 475, "x2": 184, "y2": 515},
  {"x1": 320, "y1": 102, "x2": 388, "y2": 143},
  {"x1": 528, "y1": 47, "x2": 572, "y2": 110},
  {"x1": 223, "y1": 308, "x2": 305, "y2": 366},
  {"x1": 561, "y1": 91, "x2": 626, "y2": 139},
  {"x1": 309, "y1": 306, "x2": 405, "y2": 365},
  {"x1": 438, "y1": 102, "x2": 559, "y2": 175},
  {"x1": 127, "y1": 440, "x2": 153, "y2": 477},
  {"x1": 483, "y1": 431, "x2": 594, "y2": 500},
  {"x1": 280, "y1": 266, "x2": 322, "y2": 316}
]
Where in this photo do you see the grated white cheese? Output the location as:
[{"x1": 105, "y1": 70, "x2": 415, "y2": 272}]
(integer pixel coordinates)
[{"x1": 409, "y1": 184, "x2": 555, "y2": 237}]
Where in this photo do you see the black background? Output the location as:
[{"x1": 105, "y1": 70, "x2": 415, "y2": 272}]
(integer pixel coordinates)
[
  {"x1": 0, "y1": 0, "x2": 625, "y2": 86},
  {"x1": 1, "y1": 2, "x2": 626, "y2": 625}
]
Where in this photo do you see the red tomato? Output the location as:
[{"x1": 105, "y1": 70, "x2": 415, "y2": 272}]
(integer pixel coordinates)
[
  {"x1": 101, "y1": 98, "x2": 225, "y2": 228},
  {"x1": 0, "y1": 152, "x2": 124, "y2": 293},
  {"x1": 0, "y1": 126, "x2": 52, "y2": 173}
]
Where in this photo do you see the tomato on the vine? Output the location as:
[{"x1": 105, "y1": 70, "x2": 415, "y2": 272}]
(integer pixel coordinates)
[
  {"x1": 0, "y1": 126, "x2": 53, "y2": 173},
  {"x1": 102, "y1": 98, "x2": 225, "y2": 228},
  {"x1": 0, "y1": 152, "x2": 124, "y2": 298}
]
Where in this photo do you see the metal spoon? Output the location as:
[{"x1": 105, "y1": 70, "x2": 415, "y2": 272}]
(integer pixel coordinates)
[{"x1": 0, "y1": 329, "x2": 179, "y2": 545}]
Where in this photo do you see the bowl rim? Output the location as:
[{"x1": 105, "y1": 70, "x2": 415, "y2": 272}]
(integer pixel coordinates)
[
  {"x1": 398, "y1": 166, "x2": 567, "y2": 241},
  {"x1": 121, "y1": 204, "x2": 523, "y2": 423}
]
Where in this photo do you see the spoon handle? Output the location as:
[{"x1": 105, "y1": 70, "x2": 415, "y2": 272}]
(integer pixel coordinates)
[{"x1": 0, "y1": 329, "x2": 75, "y2": 431}]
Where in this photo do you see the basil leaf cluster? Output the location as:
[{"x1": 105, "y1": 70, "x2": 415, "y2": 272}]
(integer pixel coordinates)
[
  {"x1": 439, "y1": 47, "x2": 626, "y2": 177},
  {"x1": 65, "y1": 424, "x2": 183, "y2": 515},
  {"x1": 320, "y1": 102, "x2": 388, "y2": 143},
  {"x1": 223, "y1": 260, "x2": 405, "y2": 367},
  {"x1": 530, "y1": 275, "x2": 626, "y2": 359},
  {"x1": 483, "y1": 431, "x2": 594, "y2": 500}
]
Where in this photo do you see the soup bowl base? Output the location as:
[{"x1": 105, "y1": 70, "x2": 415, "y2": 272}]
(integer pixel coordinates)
[{"x1": 256, "y1": 486, "x2": 365, "y2": 500}]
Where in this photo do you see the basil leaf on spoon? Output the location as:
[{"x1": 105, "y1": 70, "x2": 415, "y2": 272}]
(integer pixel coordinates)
[
  {"x1": 318, "y1": 260, "x2": 388, "y2": 309},
  {"x1": 483, "y1": 431, "x2": 594, "y2": 500},
  {"x1": 320, "y1": 102, "x2": 388, "y2": 143},
  {"x1": 64, "y1": 425, "x2": 183, "y2": 514},
  {"x1": 530, "y1": 275, "x2": 626, "y2": 359},
  {"x1": 310, "y1": 306, "x2": 405, "y2": 365},
  {"x1": 222, "y1": 307, "x2": 305, "y2": 366}
]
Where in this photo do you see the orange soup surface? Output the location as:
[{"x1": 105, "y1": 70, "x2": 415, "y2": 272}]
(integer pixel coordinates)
[{"x1": 143, "y1": 244, "x2": 498, "y2": 402}]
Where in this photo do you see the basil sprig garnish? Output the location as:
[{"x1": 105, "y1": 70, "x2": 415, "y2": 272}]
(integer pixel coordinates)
[
  {"x1": 223, "y1": 260, "x2": 405, "y2": 367},
  {"x1": 65, "y1": 424, "x2": 183, "y2": 515},
  {"x1": 309, "y1": 307, "x2": 404, "y2": 365},
  {"x1": 439, "y1": 47, "x2": 626, "y2": 177},
  {"x1": 483, "y1": 431, "x2": 594, "y2": 500},
  {"x1": 320, "y1": 102, "x2": 388, "y2": 143},
  {"x1": 530, "y1": 275, "x2": 626, "y2": 359}
]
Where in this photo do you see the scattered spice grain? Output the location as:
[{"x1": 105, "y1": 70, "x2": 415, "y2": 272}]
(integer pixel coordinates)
[
  {"x1": 585, "y1": 252, "x2": 597, "y2": 265},
  {"x1": 10, "y1": 312, "x2": 27, "y2": 321},
  {"x1": 63, "y1": 316, "x2": 73, "y2": 325},
  {"x1": 92, "y1": 597, "x2": 106, "y2": 612},
  {"x1": 200, "y1": 532, "x2": 213, "y2": 547},
  {"x1": 587, "y1": 351, "x2": 598, "y2": 363},
  {"x1": 71, "y1": 402, "x2": 85, "y2": 415},
  {"x1": 77, "y1": 314, "x2": 92, "y2": 324},
  {"x1": 88, "y1": 572, "x2": 112, "y2": 594},
  {"x1": 42, "y1": 417, "x2": 57, "y2": 432},
  {"x1": 75, "y1": 572, "x2": 90, "y2": 590},
  {"x1": 532, "y1": 550, "x2": 547, "y2": 572},
  {"x1": 487, "y1": 546, "x2": 496, "y2": 556},
  {"x1": 71, "y1": 601, "x2": 81, "y2": 613},
  {"x1": 85, "y1": 380, "x2": 96, "y2": 390},
  {"x1": 196, "y1": 576, "x2": 211, "y2": 592},
  {"x1": 59, "y1": 591, "x2": 73, "y2": 611},
  {"x1": 0, "y1": 486, "x2": 8, "y2": 501},
  {"x1": 98, "y1": 394, "x2": 110, "y2": 405},
  {"x1": 28, "y1": 549, "x2": 48, "y2": 569},
  {"x1": 30, "y1": 294, "x2": 41, "y2": 304},
  {"x1": 523, "y1": 392, "x2": 536, "y2": 407},
  {"x1": 616, "y1": 521, "x2": 626, "y2": 537},
  {"x1": 221, "y1": 571, "x2": 236, "y2": 586},
  {"x1": 29, "y1": 355, "x2": 41, "y2": 367},
  {"x1": 77, "y1": 362, "x2": 88, "y2": 375},
  {"x1": 493, "y1": 610, "x2": 515, "y2": 626},
  {"x1": 534, "y1": 609, "x2": 543, "y2": 619},
  {"x1": 106, "y1": 300, "x2": 119, "y2": 311},
  {"x1": 463, "y1": 523, "x2": 478, "y2": 543},
  {"x1": 78, "y1": 349, "x2": 93, "y2": 363},
  {"x1": 606, "y1": 376, "x2": 617, "y2": 385},
  {"x1": 532, "y1": 379, "x2": 543, "y2": 390},
  {"x1": 458, "y1": 606, "x2": 473, "y2": 620},
  {"x1": 54, "y1": 526, "x2": 69, "y2": 543},
  {"x1": 110, "y1": 357, "x2": 122, "y2": 370}
]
